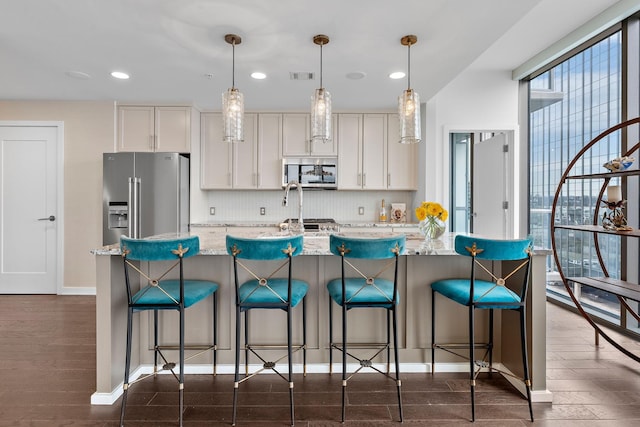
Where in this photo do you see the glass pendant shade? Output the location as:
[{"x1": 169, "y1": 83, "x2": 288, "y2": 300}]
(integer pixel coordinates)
[
  {"x1": 222, "y1": 87, "x2": 244, "y2": 143},
  {"x1": 310, "y1": 34, "x2": 332, "y2": 144},
  {"x1": 222, "y1": 34, "x2": 244, "y2": 143},
  {"x1": 311, "y1": 87, "x2": 332, "y2": 143},
  {"x1": 398, "y1": 88, "x2": 421, "y2": 144},
  {"x1": 398, "y1": 34, "x2": 421, "y2": 144}
]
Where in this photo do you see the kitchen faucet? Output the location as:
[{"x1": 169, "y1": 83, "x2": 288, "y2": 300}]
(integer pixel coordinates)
[{"x1": 282, "y1": 180, "x2": 303, "y2": 233}]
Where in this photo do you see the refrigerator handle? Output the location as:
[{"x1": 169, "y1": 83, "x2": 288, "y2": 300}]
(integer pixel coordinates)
[{"x1": 128, "y1": 177, "x2": 141, "y2": 238}]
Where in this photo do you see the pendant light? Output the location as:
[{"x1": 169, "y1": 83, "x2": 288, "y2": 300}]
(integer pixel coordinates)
[
  {"x1": 398, "y1": 35, "x2": 421, "y2": 144},
  {"x1": 222, "y1": 34, "x2": 244, "y2": 143},
  {"x1": 310, "y1": 34, "x2": 332, "y2": 144}
]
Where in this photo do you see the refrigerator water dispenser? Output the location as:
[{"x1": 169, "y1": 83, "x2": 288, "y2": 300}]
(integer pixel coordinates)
[{"x1": 108, "y1": 202, "x2": 128, "y2": 229}]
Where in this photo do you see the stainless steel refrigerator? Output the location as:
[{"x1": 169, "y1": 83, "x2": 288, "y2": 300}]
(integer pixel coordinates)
[{"x1": 103, "y1": 152, "x2": 190, "y2": 245}]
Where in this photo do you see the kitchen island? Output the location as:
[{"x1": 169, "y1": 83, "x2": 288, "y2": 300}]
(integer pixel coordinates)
[{"x1": 92, "y1": 228, "x2": 551, "y2": 405}]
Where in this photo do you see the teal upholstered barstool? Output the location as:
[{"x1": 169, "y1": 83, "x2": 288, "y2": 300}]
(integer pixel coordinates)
[
  {"x1": 119, "y1": 235, "x2": 219, "y2": 427},
  {"x1": 430, "y1": 234, "x2": 534, "y2": 422},
  {"x1": 326, "y1": 234, "x2": 405, "y2": 422},
  {"x1": 226, "y1": 234, "x2": 309, "y2": 426}
]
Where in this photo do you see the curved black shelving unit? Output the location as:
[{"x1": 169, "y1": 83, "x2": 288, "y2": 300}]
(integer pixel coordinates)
[{"x1": 550, "y1": 117, "x2": 640, "y2": 363}]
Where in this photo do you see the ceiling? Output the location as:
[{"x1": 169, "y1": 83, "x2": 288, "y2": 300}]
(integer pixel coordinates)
[{"x1": 0, "y1": 0, "x2": 624, "y2": 111}]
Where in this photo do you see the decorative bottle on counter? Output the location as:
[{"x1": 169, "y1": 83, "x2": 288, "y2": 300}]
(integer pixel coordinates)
[{"x1": 379, "y1": 199, "x2": 387, "y2": 222}]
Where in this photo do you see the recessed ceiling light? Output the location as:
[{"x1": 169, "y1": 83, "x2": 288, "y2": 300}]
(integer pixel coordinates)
[
  {"x1": 110, "y1": 71, "x2": 130, "y2": 80},
  {"x1": 65, "y1": 70, "x2": 91, "y2": 80},
  {"x1": 346, "y1": 71, "x2": 366, "y2": 80},
  {"x1": 251, "y1": 72, "x2": 267, "y2": 80},
  {"x1": 389, "y1": 71, "x2": 405, "y2": 79}
]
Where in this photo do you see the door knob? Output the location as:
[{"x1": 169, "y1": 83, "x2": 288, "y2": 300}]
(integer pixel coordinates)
[{"x1": 38, "y1": 215, "x2": 56, "y2": 222}]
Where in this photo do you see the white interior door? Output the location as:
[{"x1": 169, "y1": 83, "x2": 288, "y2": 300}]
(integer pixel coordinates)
[
  {"x1": 0, "y1": 125, "x2": 59, "y2": 293},
  {"x1": 472, "y1": 132, "x2": 511, "y2": 239}
]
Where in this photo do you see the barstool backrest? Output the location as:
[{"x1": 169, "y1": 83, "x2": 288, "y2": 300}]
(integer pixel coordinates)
[
  {"x1": 454, "y1": 235, "x2": 532, "y2": 261},
  {"x1": 226, "y1": 234, "x2": 304, "y2": 260},
  {"x1": 329, "y1": 234, "x2": 406, "y2": 259},
  {"x1": 120, "y1": 235, "x2": 200, "y2": 261}
]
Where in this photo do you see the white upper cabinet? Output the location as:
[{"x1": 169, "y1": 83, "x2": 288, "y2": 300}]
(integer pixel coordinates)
[
  {"x1": 256, "y1": 114, "x2": 283, "y2": 189},
  {"x1": 386, "y1": 113, "x2": 418, "y2": 190},
  {"x1": 117, "y1": 105, "x2": 192, "y2": 152},
  {"x1": 338, "y1": 113, "x2": 386, "y2": 190},
  {"x1": 200, "y1": 113, "x2": 280, "y2": 190},
  {"x1": 200, "y1": 112, "x2": 233, "y2": 189},
  {"x1": 338, "y1": 113, "x2": 417, "y2": 191},
  {"x1": 282, "y1": 113, "x2": 337, "y2": 157}
]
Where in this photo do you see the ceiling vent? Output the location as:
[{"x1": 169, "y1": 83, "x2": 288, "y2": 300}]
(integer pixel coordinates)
[{"x1": 290, "y1": 72, "x2": 314, "y2": 80}]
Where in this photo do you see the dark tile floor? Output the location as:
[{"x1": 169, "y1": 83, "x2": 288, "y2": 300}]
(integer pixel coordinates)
[{"x1": 0, "y1": 295, "x2": 639, "y2": 426}]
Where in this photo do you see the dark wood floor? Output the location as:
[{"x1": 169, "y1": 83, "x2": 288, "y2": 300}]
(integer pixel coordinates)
[{"x1": 1, "y1": 295, "x2": 639, "y2": 426}]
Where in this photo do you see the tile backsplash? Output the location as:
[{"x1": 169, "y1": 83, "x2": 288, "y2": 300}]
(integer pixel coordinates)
[{"x1": 201, "y1": 190, "x2": 417, "y2": 224}]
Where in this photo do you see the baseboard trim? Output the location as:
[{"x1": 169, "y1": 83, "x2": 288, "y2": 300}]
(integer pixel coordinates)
[
  {"x1": 58, "y1": 286, "x2": 96, "y2": 295},
  {"x1": 91, "y1": 362, "x2": 553, "y2": 405}
]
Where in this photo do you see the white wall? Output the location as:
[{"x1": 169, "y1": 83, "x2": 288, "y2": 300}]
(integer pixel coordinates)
[
  {"x1": 420, "y1": 68, "x2": 521, "y2": 233},
  {"x1": 0, "y1": 101, "x2": 115, "y2": 290}
]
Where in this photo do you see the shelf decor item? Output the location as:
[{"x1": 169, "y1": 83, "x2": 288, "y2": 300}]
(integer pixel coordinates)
[
  {"x1": 415, "y1": 201, "x2": 448, "y2": 240},
  {"x1": 601, "y1": 185, "x2": 633, "y2": 231},
  {"x1": 603, "y1": 155, "x2": 634, "y2": 172}
]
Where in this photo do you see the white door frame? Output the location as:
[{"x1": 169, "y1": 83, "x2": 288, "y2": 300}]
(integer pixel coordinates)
[
  {"x1": 442, "y1": 125, "x2": 519, "y2": 238},
  {"x1": 0, "y1": 121, "x2": 64, "y2": 294}
]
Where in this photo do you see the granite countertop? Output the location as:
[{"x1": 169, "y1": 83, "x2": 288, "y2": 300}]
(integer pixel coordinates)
[{"x1": 94, "y1": 228, "x2": 457, "y2": 256}]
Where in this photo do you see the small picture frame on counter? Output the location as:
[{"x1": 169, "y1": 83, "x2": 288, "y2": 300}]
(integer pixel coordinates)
[{"x1": 390, "y1": 203, "x2": 406, "y2": 223}]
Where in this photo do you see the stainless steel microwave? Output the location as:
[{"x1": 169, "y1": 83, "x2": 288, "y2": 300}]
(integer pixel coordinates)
[{"x1": 282, "y1": 158, "x2": 337, "y2": 189}]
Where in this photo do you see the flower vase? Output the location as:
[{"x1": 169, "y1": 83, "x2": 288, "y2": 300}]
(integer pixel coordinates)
[{"x1": 419, "y1": 218, "x2": 446, "y2": 241}]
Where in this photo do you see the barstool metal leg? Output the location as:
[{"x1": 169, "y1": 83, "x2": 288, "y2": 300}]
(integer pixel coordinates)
[
  {"x1": 232, "y1": 306, "x2": 241, "y2": 427},
  {"x1": 287, "y1": 306, "x2": 295, "y2": 426},
  {"x1": 431, "y1": 290, "x2": 436, "y2": 374},
  {"x1": 520, "y1": 308, "x2": 534, "y2": 422},
  {"x1": 120, "y1": 307, "x2": 133, "y2": 427},
  {"x1": 341, "y1": 303, "x2": 347, "y2": 423},
  {"x1": 213, "y1": 292, "x2": 218, "y2": 376},
  {"x1": 469, "y1": 304, "x2": 476, "y2": 422},
  {"x1": 392, "y1": 305, "x2": 403, "y2": 422}
]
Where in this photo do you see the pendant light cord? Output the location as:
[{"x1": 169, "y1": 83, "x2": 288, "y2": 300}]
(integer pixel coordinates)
[
  {"x1": 407, "y1": 42, "x2": 411, "y2": 91},
  {"x1": 319, "y1": 42, "x2": 324, "y2": 89},
  {"x1": 232, "y1": 40, "x2": 236, "y2": 89}
]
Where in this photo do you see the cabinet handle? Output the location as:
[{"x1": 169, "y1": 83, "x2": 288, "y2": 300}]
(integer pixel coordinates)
[
  {"x1": 228, "y1": 173, "x2": 231, "y2": 186},
  {"x1": 149, "y1": 135, "x2": 154, "y2": 150},
  {"x1": 254, "y1": 173, "x2": 258, "y2": 187},
  {"x1": 357, "y1": 173, "x2": 361, "y2": 186},
  {"x1": 387, "y1": 173, "x2": 391, "y2": 187},
  {"x1": 363, "y1": 173, "x2": 367, "y2": 187}
]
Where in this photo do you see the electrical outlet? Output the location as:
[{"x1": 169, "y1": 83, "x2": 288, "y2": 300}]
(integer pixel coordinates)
[
  {"x1": 260, "y1": 207, "x2": 266, "y2": 216},
  {"x1": 358, "y1": 206, "x2": 364, "y2": 215},
  {"x1": 209, "y1": 207, "x2": 215, "y2": 215}
]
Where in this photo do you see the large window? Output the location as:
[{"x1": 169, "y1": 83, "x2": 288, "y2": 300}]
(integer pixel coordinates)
[{"x1": 528, "y1": 30, "x2": 624, "y2": 320}]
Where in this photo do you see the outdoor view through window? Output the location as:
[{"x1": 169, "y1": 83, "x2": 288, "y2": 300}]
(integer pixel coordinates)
[{"x1": 528, "y1": 31, "x2": 628, "y2": 327}]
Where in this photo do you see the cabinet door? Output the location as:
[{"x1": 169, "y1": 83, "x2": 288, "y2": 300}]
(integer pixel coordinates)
[
  {"x1": 362, "y1": 114, "x2": 387, "y2": 190},
  {"x1": 282, "y1": 113, "x2": 310, "y2": 157},
  {"x1": 257, "y1": 113, "x2": 283, "y2": 189},
  {"x1": 200, "y1": 113, "x2": 232, "y2": 189},
  {"x1": 155, "y1": 106, "x2": 191, "y2": 152},
  {"x1": 337, "y1": 114, "x2": 363, "y2": 189},
  {"x1": 386, "y1": 113, "x2": 417, "y2": 190},
  {"x1": 308, "y1": 114, "x2": 338, "y2": 156},
  {"x1": 117, "y1": 106, "x2": 155, "y2": 152},
  {"x1": 233, "y1": 114, "x2": 258, "y2": 189}
]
